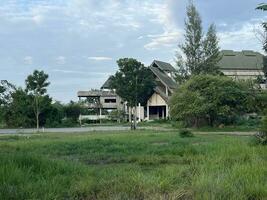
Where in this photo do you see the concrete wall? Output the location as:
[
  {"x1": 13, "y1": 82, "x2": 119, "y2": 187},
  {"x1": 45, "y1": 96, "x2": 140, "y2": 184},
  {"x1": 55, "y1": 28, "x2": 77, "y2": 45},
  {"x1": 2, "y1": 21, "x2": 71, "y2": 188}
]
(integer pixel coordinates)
[{"x1": 147, "y1": 92, "x2": 167, "y2": 106}]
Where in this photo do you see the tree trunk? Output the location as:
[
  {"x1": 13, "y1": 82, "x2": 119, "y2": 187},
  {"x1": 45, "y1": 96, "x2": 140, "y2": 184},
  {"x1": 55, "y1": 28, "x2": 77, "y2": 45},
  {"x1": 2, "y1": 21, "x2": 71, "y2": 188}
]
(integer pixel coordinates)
[
  {"x1": 36, "y1": 112, "x2": 39, "y2": 132},
  {"x1": 35, "y1": 96, "x2": 40, "y2": 132}
]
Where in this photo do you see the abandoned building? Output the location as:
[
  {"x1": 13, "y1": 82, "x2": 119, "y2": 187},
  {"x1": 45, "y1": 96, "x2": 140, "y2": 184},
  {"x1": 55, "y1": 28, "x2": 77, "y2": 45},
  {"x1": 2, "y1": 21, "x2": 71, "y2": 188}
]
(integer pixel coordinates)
[
  {"x1": 77, "y1": 60, "x2": 177, "y2": 122},
  {"x1": 77, "y1": 50, "x2": 266, "y2": 122}
]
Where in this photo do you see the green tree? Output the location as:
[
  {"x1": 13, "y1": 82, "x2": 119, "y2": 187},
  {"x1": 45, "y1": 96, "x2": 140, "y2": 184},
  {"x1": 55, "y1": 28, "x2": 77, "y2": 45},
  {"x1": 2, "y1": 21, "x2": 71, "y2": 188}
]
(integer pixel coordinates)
[
  {"x1": 64, "y1": 101, "x2": 82, "y2": 124},
  {"x1": 170, "y1": 75, "x2": 256, "y2": 127},
  {"x1": 25, "y1": 70, "x2": 50, "y2": 131},
  {"x1": 202, "y1": 24, "x2": 221, "y2": 74},
  {"x1": 176, "y1": 2, "x2": 221, "y2": 79},
  {"x1": 4, "y1": 88, "x2": 35, "y2": 128},
  {"x1": 111, "y1": 58, "x2": 155, "y2": 129},
  {"x1": 180, "y1": 2, "x2": 203, "y2": 75}
]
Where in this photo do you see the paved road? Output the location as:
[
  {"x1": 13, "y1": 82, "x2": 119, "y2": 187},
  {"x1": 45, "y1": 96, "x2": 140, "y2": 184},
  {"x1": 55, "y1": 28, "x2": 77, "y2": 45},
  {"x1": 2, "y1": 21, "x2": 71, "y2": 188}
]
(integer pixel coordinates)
[
  {"x1": 0, "y1": 126, "x2": 132, "y2": 134},
  {"x1": 0, "y1": 126, "x2": 256, "y2": 136}
]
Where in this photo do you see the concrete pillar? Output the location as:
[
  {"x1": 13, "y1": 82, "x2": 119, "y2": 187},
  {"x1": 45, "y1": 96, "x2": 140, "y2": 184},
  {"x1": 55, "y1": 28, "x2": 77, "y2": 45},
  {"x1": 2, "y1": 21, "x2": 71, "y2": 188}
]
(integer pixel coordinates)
[
  {"x1": 99, "y1": 108, "x2": 102, "y2": 124},
  {"x1": 162, "y1": 108, "x2": 165, "y2": 119},
  {"x1": 166, "y1": 105, "x2": 169, "y2": 119},
  {"x1": 138, "y1": 103, "x2": 141, "y2": 122},
  {"x1": 147, "y1": 105, "x2": 149, "y2": 121}
]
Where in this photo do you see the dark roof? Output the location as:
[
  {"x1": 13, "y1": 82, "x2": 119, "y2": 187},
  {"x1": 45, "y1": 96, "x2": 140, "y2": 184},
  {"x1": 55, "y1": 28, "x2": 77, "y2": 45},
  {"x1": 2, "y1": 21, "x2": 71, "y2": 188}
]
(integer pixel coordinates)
[
  {"x1": 152, "y1": 60, "x2": 177, "y2": 72},
  {"x1": 101, "y1": 76, "x2": 112, "y2": 89},
  {"x1": 149, "y1": 65, "x2": 177, "y2": 89},
  {"x1": 218, "y1": 50, "x2": 264, "y2": 70}
]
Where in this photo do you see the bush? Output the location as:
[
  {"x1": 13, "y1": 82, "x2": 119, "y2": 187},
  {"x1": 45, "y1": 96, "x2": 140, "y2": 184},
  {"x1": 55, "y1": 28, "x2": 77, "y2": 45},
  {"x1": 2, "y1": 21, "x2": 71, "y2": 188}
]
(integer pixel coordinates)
[
  {"x1": 179, "y1": 129, "x2": 194, "y2": 138},
  {"x1": 255, "y1": 117, "x2": 267, "y2": 145}
]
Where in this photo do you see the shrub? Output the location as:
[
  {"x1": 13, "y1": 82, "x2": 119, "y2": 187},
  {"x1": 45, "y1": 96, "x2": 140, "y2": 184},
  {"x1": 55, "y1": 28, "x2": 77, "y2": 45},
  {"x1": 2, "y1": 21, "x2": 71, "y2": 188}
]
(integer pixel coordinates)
[
  {"x1": 255, "y1": 117, "x2": 267, "y2": 145},
  {"x1": 179, "y1": 129, "x2": 194, "y2": 138}
]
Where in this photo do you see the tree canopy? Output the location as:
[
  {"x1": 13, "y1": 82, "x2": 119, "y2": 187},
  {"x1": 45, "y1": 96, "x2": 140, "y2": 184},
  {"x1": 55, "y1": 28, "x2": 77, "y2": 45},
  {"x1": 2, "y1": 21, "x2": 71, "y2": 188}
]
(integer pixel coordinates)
[
  {"x1": 176, "y1": 2, "x2": 221, "y2": 83},
  {"x1": 25, "y1": 70, "x2": 50, "y2": 130},
  {"x1": 170, "y1": 75, "x2": 263, "y2": 127},
  {"x1": 111, "y1": 58, "x2": 155, "y2": 107}
]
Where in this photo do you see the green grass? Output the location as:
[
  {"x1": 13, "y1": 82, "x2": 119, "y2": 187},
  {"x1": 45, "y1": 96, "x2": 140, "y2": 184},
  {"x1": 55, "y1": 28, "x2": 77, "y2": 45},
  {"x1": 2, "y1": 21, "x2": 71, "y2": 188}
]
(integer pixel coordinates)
[{"x1": 0, "y1": 130, "x2": 266, "y2": 199}]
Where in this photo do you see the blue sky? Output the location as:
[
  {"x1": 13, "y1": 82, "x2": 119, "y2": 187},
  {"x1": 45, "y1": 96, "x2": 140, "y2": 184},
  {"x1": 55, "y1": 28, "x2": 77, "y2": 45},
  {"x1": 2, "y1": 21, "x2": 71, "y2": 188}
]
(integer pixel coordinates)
[{"x1": 0, "y1": 0, "x2": 266, "y2": 102}]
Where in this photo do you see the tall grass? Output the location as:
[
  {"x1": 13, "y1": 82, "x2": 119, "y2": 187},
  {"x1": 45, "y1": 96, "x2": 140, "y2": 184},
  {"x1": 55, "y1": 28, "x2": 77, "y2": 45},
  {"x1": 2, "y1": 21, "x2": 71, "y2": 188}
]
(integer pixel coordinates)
[{"x1": 0, "y1": 131, "x2": 266, "y2": 199}]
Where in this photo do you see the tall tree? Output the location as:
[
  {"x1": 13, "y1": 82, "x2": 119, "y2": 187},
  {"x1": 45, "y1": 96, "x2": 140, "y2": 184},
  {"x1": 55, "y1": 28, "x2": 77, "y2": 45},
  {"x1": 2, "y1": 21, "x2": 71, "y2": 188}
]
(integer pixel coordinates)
[
  {"x1": 25, "y1": 70, "x2": 50, "y2": 131},
  {"x1": 180, "y1": 2, "x2": 203, "y2": 75},
  {"x1": 111, "y1": 58, "x2": 155, "y2": 130},
  {"x1": 202, "y1": 24, "x2": 221, "y2": 74},
  {"x1": 176, "y1": 2, "x2": 221, "y2": 79}
]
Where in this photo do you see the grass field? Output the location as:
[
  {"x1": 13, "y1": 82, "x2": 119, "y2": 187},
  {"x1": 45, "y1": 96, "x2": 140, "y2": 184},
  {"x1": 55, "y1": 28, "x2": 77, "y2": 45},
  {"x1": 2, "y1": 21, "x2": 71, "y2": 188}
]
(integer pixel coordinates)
[{"x1": 0, "y1": 130, "x2": 266, "y2": 199}]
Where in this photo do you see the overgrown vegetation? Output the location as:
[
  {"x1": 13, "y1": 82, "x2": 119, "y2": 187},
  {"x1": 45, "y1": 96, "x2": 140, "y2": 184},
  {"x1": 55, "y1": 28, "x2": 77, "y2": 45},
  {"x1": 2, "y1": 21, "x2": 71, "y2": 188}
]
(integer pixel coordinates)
[
  {"x1": 179, "y1": 129, "x2": 194, "y2": 137},
  {"x1": 0, "y1": 131, "x2": 266, "y2": 199},
  {"x1": 255, "y1": 116, "x2": 267, "y2": 145},
  {"x1": 0, "y1": 76, "x2": 87, "y2": 128},
  {"x1": 170, "y1": 75, "x2": 267, "y2": 127}
]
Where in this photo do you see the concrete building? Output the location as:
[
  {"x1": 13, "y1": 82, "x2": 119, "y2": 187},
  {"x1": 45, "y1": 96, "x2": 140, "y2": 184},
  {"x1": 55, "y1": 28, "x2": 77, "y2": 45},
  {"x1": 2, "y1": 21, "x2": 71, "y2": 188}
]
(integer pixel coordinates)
[
  {"x1": 218, "y1": 50, "x2": 266, "y2": 82},
  {"x1": 77, "y1": 60, "x2": 178, "y2": 122},
  {"x1": 77, "y1": 50, "x2": 266, "y2": 122}
]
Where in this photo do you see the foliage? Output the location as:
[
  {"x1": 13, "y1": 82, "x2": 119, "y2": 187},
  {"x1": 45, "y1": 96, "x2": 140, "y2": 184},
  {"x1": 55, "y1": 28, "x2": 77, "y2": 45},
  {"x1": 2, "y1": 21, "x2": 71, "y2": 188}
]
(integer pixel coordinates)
[
  {"x1": 0, "y1": 131, "x2": 267, "y2": 199},
  {"x1": 111, "y1": 58, "x2": 155, "y2": 129},
  {"x1": 256, "y1": 3, "x2": 267, "y2": 11},
  {"x1": 255, "y1": 116, "x2": 267, "y2": 145},
  {"x1": 170, "y1": 75, "x2": 260, "y2": 127},
  {"x1": 202, "y1": 24, "x2": 221, "y2": 74},
  {"x1": 180, "y1": 2, "x2": 203, "y2": 75},
  {"x1": 111, "y1": 58, "x2": 155, "y2": 107},
  {"x1": 176, "y1": 2, "x2": 221, "y2": 80},
  {"x1": 64, "y1": 101, "x2": 82, "y2": 123},
  {"x1": 3, "y1": 88, "x2": 35, "y2": 128},
  {"x1": 26, "y1": 70, "x2": 50, "y2": 130},
  {"x1": 108, "y1": 109, "x2": 126, "y2": 122},
  {"x1": 179, "y1": 129, "x2": 194, "y2": 137}
]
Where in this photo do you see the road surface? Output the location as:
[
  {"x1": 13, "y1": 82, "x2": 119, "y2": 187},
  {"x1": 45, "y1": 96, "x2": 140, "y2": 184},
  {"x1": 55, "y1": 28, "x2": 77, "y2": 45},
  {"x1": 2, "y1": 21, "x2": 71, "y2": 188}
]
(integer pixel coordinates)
[{"x1": 0, "y1": 126, "x2": 256, "y2": 136}]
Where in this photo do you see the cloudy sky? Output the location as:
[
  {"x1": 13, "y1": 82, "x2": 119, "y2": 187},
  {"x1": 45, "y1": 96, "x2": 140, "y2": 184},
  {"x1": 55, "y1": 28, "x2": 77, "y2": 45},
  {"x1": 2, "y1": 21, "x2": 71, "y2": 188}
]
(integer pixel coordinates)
[{"x1": 0, "y1": 0, "x2": 266, "y2": 102}]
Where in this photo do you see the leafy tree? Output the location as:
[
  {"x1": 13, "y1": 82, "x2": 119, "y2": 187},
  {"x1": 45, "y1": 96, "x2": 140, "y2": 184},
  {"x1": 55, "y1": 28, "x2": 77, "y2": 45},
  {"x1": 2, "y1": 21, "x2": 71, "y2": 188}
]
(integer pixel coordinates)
[
  {"x1": 176, "y1": 2, "x2": 221, "y2": 79},
  {"x1": 170, "y1": 75, "x2": 257, "y2": 127},
  {"x1": 180, "y1": 2, "x2": 203, "y2": 75},
  {"x1": 202, "y1": 24, "x2": 221, "y2": 74},
  {"x1": 25, "y1": 70, "x2": 50, "y2": 131},
  {"x1": 64, "y1": 101, "x2": 82, "y2": 124},
  {"x1": 4, "y1": 88, "x2": 35, "y2": 128},
  {"x1": 43, "y1": 101, "x2": 64, "y2": 127},
  {"x1": 0, "y1": 80, "x2": 15, "y2": 105},
  {"x1": 111, "y1": 58, "x2": 155, "y2": 129}
]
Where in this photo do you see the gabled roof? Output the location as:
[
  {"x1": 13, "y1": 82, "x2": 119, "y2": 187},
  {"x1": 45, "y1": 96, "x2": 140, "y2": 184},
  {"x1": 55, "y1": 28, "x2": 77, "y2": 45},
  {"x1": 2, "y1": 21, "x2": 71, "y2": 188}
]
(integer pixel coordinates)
[
  {"x1": 218, "y1": 50, "x2": 264, "y2": 70},
  {"x1": 149, "y1": 65, "x2": 177, "y2": 89},
  {"x1": 152, "y1": 60, "x2": 177, "y2": 72},
  {"x1": 101, "y1": 76, "x2": 112, "y2": 89}
]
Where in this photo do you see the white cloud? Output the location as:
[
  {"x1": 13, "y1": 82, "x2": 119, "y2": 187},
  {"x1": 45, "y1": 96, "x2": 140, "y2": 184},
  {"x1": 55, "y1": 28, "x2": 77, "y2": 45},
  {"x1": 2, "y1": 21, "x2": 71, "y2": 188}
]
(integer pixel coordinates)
[
  {"x1": 56, "y1": 56, "x2": 66, "y2": 65},
  {"x1": 88, "y1": 57, "x2": 112, "y2": 61},
  {"x1": 23, "y1": 56, "x2": 33, "y2": 65},
  {"x1": 144, "y1": 31, "x2": 181, "y2": 50},
  {"x1": 52, "y1": 69, "x2": 108, "y2": 76},
  {"x1": 218, "y1": 19, "x2": 265, "y2": 52}
]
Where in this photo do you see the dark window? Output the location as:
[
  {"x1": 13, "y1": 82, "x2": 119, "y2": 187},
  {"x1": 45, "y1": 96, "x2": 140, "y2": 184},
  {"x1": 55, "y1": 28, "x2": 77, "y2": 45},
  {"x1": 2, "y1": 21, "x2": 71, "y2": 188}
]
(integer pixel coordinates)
[{"x1": 104, "y1": 98, "x2": 116, "y2": 103}]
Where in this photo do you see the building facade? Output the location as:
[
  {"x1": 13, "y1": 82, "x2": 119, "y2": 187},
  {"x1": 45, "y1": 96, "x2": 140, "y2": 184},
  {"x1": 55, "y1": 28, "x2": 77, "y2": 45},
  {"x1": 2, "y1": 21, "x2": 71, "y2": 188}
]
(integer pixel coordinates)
[
  {"x1": 218, "y1": 50, "x2": 266, "y2": 82},
  {"x1": 77, "y1": 60, "x2": 177, "y2": 122},
  {"x1": 77, "y1": 50, "x2": 266, "y2": 122}
]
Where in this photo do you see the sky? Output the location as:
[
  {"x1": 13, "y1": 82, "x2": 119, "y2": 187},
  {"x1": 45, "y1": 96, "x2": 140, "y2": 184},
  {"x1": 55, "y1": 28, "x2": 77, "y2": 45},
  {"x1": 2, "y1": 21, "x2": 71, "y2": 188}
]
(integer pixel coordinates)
[{"x1": 0, "y1": 0, "x2": 266, "y2": 103}]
